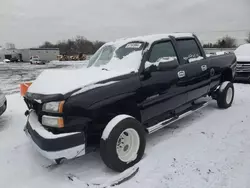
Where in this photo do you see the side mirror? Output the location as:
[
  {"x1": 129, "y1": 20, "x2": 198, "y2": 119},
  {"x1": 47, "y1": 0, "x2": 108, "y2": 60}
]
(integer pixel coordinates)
[{"x1": 158, "y1": 57, "x2": 179, "y2": 71}]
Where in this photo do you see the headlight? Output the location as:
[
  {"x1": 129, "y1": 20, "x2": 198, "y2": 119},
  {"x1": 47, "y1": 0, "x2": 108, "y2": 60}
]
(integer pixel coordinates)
[
  {"x1": 42, "y1": 115, "x2": 64, "y2": 128},
  {"x1": 42, "y1": 101, "x2": 64, "y2": 113}
]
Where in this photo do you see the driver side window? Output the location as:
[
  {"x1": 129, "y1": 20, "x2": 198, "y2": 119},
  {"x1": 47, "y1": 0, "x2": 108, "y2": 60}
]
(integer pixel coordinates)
[{"x1": 149, "y1": 41, "x2": 177, "y2": 63}]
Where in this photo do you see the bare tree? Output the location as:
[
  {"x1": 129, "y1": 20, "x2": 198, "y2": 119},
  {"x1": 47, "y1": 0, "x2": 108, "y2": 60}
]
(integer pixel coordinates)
[
  {"x1": 246, "y1": 32, "x2": 250, "y2": 43},
  {"x1": 216, "y1": 35, "x2": 237, "y2": 48},
  {"x1": 40, "y1": 41, "x2": 54, "y2": 48},
  {"x1": 39, "y1": 36, "x2": 105, "y2": 55}
]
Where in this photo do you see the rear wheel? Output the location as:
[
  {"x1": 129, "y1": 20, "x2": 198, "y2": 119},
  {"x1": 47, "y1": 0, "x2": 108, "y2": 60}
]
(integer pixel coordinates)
[
  {"x1": 55, "y1": 157, "x2": 66, "y2": 165},
  {"x1": 216, "y1": 81, "x2": 234, "y2": 109},
  {"x1": 100, "y1": 115, "x2": 146, "y2": 172}
]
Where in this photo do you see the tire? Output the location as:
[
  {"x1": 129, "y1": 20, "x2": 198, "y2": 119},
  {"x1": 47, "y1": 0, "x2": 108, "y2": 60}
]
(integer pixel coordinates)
[
  {"x1": 55, "y1": 157, "x2": 66, "y2": 165},
  {"x1": 100, "y1": 115, "x2": 146, "y2": 172},
  {"x1": 217, "y1": 81, "x2": 234, "y2": 109}
]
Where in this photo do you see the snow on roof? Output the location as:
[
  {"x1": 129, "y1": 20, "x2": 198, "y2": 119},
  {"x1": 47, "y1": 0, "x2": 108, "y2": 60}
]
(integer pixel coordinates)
[{"x1": 106, "y1": 33, "x2": 194, "y2": 47}]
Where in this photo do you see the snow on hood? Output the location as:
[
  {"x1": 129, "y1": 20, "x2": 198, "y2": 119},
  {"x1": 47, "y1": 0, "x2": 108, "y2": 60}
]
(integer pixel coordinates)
[
  {"x1": 28, "y1": 67, "x2": 132, "y2": 95},
  {"x1": 235, "y1": 44, "x2": 250, "y2": 61},
  {"x1": 234, "y1": 44, "x2": 250, "y2": 56},
  {"x1": 236, "y1": 56, "x2": 250, "y2": 62}
]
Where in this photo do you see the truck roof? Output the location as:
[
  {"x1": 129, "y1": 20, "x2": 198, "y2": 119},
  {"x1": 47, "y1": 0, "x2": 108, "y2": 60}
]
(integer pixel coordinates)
[{"x1": 107, "y1": 33, "x2": 194, "y2": 47}]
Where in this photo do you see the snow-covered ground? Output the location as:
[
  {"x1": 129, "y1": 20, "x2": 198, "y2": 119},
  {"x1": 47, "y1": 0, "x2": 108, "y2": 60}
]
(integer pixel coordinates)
[
  {"x1": 1, "y1": 61, "x2": 250, "y2": 187},
  {"x1": 1, "y1": 83, "x2": 250, "y2": 188}
]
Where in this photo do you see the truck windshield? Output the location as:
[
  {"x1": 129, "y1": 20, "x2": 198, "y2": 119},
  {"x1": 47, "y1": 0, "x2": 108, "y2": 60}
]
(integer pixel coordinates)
[{"x1": 87, "y1": 42, "x2": 145, "y2": 71}]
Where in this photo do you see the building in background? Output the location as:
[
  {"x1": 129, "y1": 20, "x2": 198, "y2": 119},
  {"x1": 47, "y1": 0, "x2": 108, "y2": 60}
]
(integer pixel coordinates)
[
  {"x1": 0, "y1": 48, "x2": 20, "y2": 61},
  {"x1": 19, "y1": 48, "x2": 59, "y2": 62},
  {"x1": 0, "y1": 47, "x2": 59, "y2": 62},
  {"x1": 5, "y1": 43, "x2": 16, "y2": 50}
]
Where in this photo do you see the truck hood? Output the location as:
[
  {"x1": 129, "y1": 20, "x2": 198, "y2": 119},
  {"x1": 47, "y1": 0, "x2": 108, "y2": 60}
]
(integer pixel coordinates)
[
  {"x1": 27, "y1": 67, "x2": 133, "y2": 95},
  {"x1": 236, "y1": 56, "x2": 250, "y2": 62}
]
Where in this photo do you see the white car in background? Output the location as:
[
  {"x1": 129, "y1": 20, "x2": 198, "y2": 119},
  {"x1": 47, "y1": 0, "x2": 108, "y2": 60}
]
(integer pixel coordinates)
[
  {"x1": 30, "y1": 56, "x2": 46, "y2": 65},
  {"x1": 3, "y1": 59, "x2": 10, "y2": 63},
  {"x1": 0, "y1": 90, "x2": 7, "y2": 116},
  {"x1": 234, "y1": 44, "x2": 250, "y2": 81},
  {"x1": 215, "y1": 51, "x2": 230, "y2": 55}
]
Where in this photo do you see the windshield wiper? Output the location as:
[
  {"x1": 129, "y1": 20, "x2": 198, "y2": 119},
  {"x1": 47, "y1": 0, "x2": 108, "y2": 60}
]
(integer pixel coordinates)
[{"x1": 102, "y1": 68, "x2": 109, "y2": 71}]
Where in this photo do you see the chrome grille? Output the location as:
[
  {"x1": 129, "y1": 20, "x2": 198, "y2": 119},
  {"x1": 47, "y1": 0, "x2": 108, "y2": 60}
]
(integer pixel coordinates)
[{"x1": 236, "y1": 62, "x2": 250, "y2": 72}]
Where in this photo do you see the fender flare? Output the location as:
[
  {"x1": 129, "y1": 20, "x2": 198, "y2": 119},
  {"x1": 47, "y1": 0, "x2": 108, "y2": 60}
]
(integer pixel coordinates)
[{"x1": 101, "y1": 115, "x2": 134, "y2": 141}]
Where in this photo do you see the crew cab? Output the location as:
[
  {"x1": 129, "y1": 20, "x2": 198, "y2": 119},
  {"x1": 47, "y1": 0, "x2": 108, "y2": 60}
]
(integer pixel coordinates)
[
  {"x1": 23, "y1": 33, "x2": 236, "y2": 172},
  {"x1": 234, "y1": 44, "x2": 250, "y2": 81}
]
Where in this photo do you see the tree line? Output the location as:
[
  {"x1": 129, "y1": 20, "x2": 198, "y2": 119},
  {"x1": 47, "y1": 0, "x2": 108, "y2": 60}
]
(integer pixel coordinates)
[
  {"x1": 246, "y1": 32, "x2": 250, "y2": 43},
  {"x1": 39, "y1": 32, "x2": 250, "y2": 55},
  {"x1": 203, "y1": 32, "x2": 250, "y2": 48},
  {"x1": 39, "y1": 36, "x2": 105, "y2": 55}
]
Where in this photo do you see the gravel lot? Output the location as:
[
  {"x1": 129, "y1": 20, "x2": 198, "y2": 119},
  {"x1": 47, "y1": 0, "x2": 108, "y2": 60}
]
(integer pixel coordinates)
[
  {"x1": 1, "y1": 61, "x2": 250, "y2": 188},
  {"x1": 0, "y1": 62, "x2": 87, "y2": 95},
  {"x1": 1, "y1": 84, "x2": 250, "y2": 188}
]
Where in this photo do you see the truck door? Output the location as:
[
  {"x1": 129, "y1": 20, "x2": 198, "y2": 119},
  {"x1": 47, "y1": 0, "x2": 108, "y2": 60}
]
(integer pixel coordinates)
[
  {"x1": 139, "y1": 40, "x2": 188, "y2": 124},
  {"x1": 175, "y1": 38, "x2": 210, "y2": 102}
]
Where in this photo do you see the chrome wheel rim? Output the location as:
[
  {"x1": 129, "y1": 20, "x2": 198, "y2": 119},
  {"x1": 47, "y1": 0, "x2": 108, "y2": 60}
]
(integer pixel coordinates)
[
  {"x1": 116, "y1": 128, "x2": 140, "y2": 163},
  {"x1": 226, "y1": 87, "x2": 233, "y2": 104}
]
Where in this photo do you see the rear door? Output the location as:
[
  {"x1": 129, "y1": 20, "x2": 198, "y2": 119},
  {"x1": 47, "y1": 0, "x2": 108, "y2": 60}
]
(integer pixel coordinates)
[
  {"x1": 139, "y1": 40, "x2": 187, "y2": 124},
  {"x1": 175, "y1": 38, "x2": 210, "y2": 102}
]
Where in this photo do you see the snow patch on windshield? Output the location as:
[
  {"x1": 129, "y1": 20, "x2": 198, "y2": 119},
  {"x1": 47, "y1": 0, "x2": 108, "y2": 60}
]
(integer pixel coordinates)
[{"x1": 103, "y1": 51, "x2": 142, "y2": 72}]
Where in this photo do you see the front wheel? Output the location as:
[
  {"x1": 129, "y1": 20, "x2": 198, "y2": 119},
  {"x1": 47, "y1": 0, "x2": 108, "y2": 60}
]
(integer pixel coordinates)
[
  {"x1": 100, "y1": 115, "x2": 146, "y2": 172},
  {"x1": 216, "y1": 81, "x2": 234, "y2": 109}
]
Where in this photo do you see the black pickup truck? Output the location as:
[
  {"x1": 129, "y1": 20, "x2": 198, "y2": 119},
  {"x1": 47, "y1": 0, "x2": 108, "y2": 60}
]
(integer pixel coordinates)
[{"x1": 24, "y1": 33, "x2": 236, "y2": 172}]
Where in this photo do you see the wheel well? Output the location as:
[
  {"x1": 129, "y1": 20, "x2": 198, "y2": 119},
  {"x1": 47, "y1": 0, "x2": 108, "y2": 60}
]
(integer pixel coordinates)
[
  {"x1": 87, "y1": 98, "x2": 141, "y2": 145},
  {"x1": 115, "y1": 99, "x2": 141, "y2": 123},
  {"x1": 221, "y1": 68, "x2": 233, "y2": 82}
]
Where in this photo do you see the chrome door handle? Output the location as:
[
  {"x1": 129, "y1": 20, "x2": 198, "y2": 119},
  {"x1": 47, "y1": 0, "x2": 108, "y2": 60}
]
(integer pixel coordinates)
[
  {"x1": 201, "y1": 65, "x2": 207, "y2": 71},
  {"x1": 178, "y1": 71, "x2": 186, "y2": 78}
]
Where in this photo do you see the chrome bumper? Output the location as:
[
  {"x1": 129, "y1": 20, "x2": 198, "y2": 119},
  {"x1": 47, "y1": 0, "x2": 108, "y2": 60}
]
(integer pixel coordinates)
[{"x1": 24, "y1": 111, "x2": 86, "y2": 161}]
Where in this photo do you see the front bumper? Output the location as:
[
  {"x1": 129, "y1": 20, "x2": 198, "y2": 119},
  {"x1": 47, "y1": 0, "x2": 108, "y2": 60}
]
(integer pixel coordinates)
[
  {"x1": 0, "y1": 95, "x2": 7, "y2": 116},
  {"x1": 24, "y1": 111, "x2": 86, "y2": 161},
  {"x1": 235, "y1": 72, "x2": 250, "y2": 81}
]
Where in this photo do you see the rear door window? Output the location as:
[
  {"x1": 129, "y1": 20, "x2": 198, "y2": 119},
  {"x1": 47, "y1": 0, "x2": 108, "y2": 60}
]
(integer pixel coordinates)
[
  {"x1": 176, "y1": 39, "x2": 202, "y2": 64},
  {"x1": 149, "y1": 41, "x2": 177, "y2": 63}
]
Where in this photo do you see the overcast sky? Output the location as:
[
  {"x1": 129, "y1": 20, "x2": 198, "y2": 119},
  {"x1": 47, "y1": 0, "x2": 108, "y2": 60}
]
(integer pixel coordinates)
[{"x1": 0, "y1": 0, "x2": 249, "y2": 48}]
